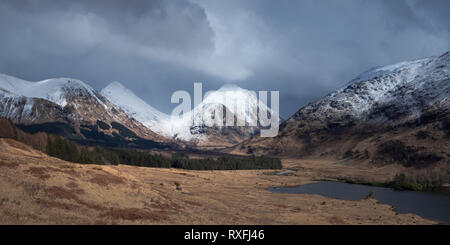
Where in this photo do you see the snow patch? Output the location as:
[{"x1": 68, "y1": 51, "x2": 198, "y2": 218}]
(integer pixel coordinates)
[{"x1": 0, "y1": 73, "x2": 104, "y2": 108}]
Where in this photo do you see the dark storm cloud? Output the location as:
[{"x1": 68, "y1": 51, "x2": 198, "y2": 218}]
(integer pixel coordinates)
[
  {"x1": 0, "y1": 0, "x2": 217, "y2": 113},
  {"x1": 195, "y1": 0, "x2": 450, "y2": 115},
  {"x1": 0, "y1": 0, "x2": 449, "y2": 117}
]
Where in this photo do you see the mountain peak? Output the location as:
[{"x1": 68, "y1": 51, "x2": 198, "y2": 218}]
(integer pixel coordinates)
[
  {"x1": 101, "y1": 81, "x2": 137, "y2": 100},
  {"x1": 347, "y1": 57, "x2": 432, "y2": 86},
  {"x1": 0, "y1": 73, "x2": 100, "y2": 107},
  {"x1": 439, "y1": 51, "x2": 450, "y2": 58},
  {"x1": 104, "y1": 81, "x2": 126, "y2": 90},
  {"x1": 100, "y1": 81, "x2": 170, "y2": 135},
  {"x1": 217, "y1": 83, "x2": 245, "y2": 92}
]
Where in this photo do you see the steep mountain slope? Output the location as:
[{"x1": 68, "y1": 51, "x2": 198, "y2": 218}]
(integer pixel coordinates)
[
  {"x1": 102, "y1": 82, "x2": 278, "y2": 147},
  {"x1": 237, "y1": 51, "x2": 450, "y2": 169},
  {"x1": 0, "y1": 73, "x2": 165, "y2": 144},
  {"x1": 101, "y1": 82, "x2": 170, "y2": 136}
]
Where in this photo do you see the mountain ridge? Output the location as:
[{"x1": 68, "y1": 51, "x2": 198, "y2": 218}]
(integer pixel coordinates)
[
  {"x1": 234, "y1": 51, "x2": 450, "y2": 170},
  {"x1": 0, "y1": 73, "x2": 167, "y2": 145},
  {"x1": 0, "y1": 72, "x2": 276, "y2": 148},
  {"x1": 101, "y1": 81, "x2": 278, "y2": 147},
  {"x1": 101, "y1": 81, "x2": 170, "y2": 136}
]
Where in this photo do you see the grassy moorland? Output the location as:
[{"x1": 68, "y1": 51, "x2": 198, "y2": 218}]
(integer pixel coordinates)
[{"x1": 0, "y1": 138, "x2": 435, "y2": 225}]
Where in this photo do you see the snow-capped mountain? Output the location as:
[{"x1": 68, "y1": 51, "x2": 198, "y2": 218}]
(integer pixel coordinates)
[
  {"x1": 168, "y1": 84, "x2": 277, "y2": 142},
  {"x1": 237, "y1": 51, "x2": 450, "y2": 168},
  {"x1": 0, "y1": 71, "x2": 277, "y2": 147},
  {"x1": 101, "y1": 82, "x2": 278, "y2": 146},
  {"x1": 0, "y1": 73, "x2": 163, "y2": 142},
  {"x1": 303, "y1": 54, "x2": 449, "y2": 121},
  {"x1": 0, "y1": 73, "x2": 106, "y2": 108},
  {"x1": 101, "y1": 82, "x2": 170, "y2": 136}
]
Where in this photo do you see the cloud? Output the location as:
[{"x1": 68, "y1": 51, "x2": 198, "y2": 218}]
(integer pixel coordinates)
[
  {"x1": 0, "y1": 0, "x2": 222, "y2": 75},
  {"x1": 193, "y1": 0, "x2": 450, "y2": 115},
  {"x1": 0, "y1": 0, "x2": 449, "y2": 117}
]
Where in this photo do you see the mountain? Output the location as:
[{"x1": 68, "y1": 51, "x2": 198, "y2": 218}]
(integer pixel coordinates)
[
  {"x1": 0, "y1": 72, "x2": 276, "y2": 148},
  {"x1": 168, "y1": 84, "x2": 274, "y2": 145},
  {"x1": 0, "y1": 73, "x2": 168, "y2": 147},
  {"x1": 236, "y1": 51, "x2": 450, "y2": 169},
  {"x1": 101, "y1": 82, "x2": 170, "y2": 136},
  {"x1": 102, "y1": 82, "x2": 278, "y2": 148}
]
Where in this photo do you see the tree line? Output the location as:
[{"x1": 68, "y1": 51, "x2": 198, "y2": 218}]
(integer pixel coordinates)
[{"x1": 46, "y1": 135, "x2": 282, "y2": 170}]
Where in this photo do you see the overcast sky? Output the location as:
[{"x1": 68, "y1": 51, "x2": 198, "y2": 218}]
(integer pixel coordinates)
[{"x1": 0, "y1": 0, "x2": 449, "y2": 118}]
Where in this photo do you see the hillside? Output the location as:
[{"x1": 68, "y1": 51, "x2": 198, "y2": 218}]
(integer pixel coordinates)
[
  {"x1": 101, "y1": 82, "x2": 170, "y2": 136},
  {"x1": 236, "y1": 52, "x2": 450, "y2": 171}
]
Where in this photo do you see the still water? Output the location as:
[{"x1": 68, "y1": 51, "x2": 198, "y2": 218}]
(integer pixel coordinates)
[{"x1": 269, "y1": 181, "x2": 450, "y2": 224}]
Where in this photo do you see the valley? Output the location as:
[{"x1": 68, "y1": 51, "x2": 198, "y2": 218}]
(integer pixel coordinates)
[
  {"x1": 0, "y1": 51, "x2": 449, "y2": 225},
  {"x1": 0, "y1": 138, "x2": 437, "y2": 225}
]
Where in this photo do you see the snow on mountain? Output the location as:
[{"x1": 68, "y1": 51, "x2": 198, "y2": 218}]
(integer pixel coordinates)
[
  {"x1": 0, "y1": 73, "x2": 165, "y2": 141},
  {"x1": 347, "y1": 57, "x2": 432, "y2": 85},
  {"x1": 0, "y1": 72, "x2": 274, "y2": 144},
  {"x1": 0, "y1": 73, "x2": 111, "y2": 123},
  {"x1": 0, "y1": 73, "x2": 106, "y2": 108},
  {"x1": 294, "y1": 52, "x2": 450, "y2": 123},
  {"x1": 101, "y1": 82, "x2": 170, "y2": 136},
  {"x1": 240, "y1": 51, "x2": 450, "y2": 159},
  {"x1": 168, "y1": 84, "x2": 276, "y2": 141},
  {"x1": 101, "y1": 81, "x2": 277, "y2": 143}
]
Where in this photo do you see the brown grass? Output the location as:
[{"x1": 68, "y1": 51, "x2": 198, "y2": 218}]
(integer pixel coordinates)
[
  {"x1": 329, "y1": 216, "x2": 347, "y2": 224},
  {"x1": 24, "y1": 166, "x2": 81, "y2": 180},
  {"x1": 76, "y1": 199, "x2": 105, "y2": 211},
  {"x1": 0, "y1": 138, "x2": 440, "y2": 225},
  {"x1": 99, "y1": 207, "x2": 167, "y2": 221},
  {"x1": 36, "y1": 199, "x2": 81, "y2": 211},
  {"x1": 183, "y1": 199, "x2": 202, "y2": 207},
  {"x1": 0, "y1": 161, "x2": 19, "y2": 169},
  {"x1": 57, "y1": 167, "x2": 81, "y2": 177},
  {"x1": 5, "y1": 139, "x2": 33, "y2": 151},
  {"x1": 25, "y1": 167, "x2": 51, "y2": 179},
  {"x1": 89, "y1": 173, "x2": 125, "y2": 186},
  {"x1": 43, "y1": 186, "x2": 105, "y2": 212},
  {"x1": 46, "y1": 186, "x2": 83, "y2": 200},
  {"x1": 65, "y1": 182, "x2": 79, "y2": 189}
]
